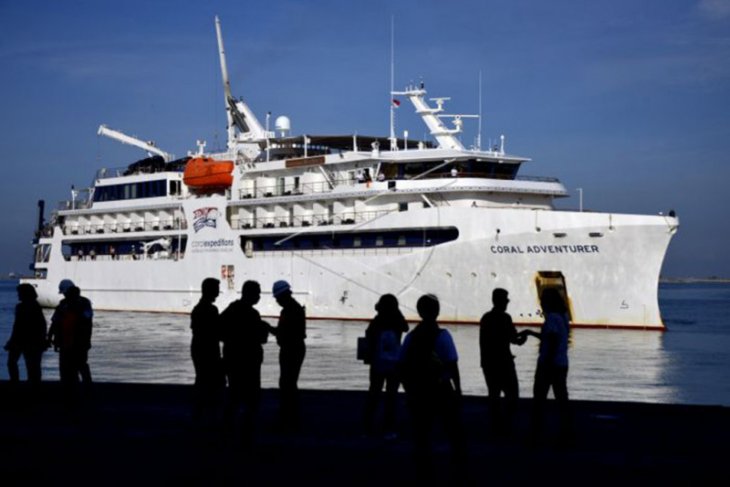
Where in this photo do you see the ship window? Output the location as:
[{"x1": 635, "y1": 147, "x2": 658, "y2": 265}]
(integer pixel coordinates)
[
  {"x1": 93, "y1": 179, "x2": 168, "y2": 202},
  {"x1": 398, "y1": 202, "x2": 407, "y2": 212},
  {"x1": 169, "y1": 180, "x2": 181, "y2": 196},
  {"x1": 35, "y1": 244, "x2": 51, "y2": 263},
  {"x1": 239, "y1": 227, "x2": 459, "y2": 254}
]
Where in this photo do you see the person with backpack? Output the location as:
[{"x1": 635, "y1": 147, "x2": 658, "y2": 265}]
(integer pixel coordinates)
[
  {"x1": 48, "y1": 279, "x2": 93, "y2": 393},
  {"x1": 362, "y1": 294, "x2": 408, "y2": 439},
  {"x1": 399, "y1": 294, "x2": 464, "y2": 465}
]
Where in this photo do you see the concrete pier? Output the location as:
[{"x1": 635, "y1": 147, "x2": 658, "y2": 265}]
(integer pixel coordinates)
[{"x1": 0, "y1": 382, "x2": 726, "y2": 485}]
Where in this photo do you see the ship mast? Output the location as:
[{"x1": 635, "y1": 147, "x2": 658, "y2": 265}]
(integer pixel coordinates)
[
  {"x1": 389, "y1": 16, "x2": 397, "y2": 151},
  {"x1": 214, "y1": 16, "x2": 267, "y2": 152},
  {"x1": 392, "y1": 86, "x2": 477, "y2": 150}
]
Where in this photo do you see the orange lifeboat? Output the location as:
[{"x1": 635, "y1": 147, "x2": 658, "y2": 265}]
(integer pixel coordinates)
[{"x1": 183, "y1": 157, "x2": 234, "y2": 191}]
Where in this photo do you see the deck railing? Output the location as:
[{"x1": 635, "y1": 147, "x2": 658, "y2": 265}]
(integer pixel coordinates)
[{"x1": 62, "y1": 218, "x2": 187, "y2": 236}]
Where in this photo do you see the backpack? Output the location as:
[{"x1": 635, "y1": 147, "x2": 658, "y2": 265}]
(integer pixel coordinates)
[
  {"x1": 373, "y1": 330, "x2": 400, "y2": 373},
  {"x1": 401, "y1": 328, "x2": 447, "y2": 393}
]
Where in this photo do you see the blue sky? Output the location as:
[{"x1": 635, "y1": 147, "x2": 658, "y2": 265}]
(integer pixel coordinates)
[{"x1": 1, "y1": 0, "x2": 729, "y2": 278}]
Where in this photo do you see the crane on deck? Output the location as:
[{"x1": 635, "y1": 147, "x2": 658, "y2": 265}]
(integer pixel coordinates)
[{"x1": 97, "y1": 124, "x2": 174, "y2": 162}]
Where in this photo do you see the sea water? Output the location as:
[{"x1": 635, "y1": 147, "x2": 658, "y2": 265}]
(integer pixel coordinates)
[{"x1": 0, "y1": 280, "x2": 728, "y2": 406}]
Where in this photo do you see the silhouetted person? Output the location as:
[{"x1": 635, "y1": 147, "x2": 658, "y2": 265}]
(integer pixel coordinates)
[
  {"x1": 190, "y1": 278, "x2": 225, "y2": 425},
  {"x1": 269, "y1": 280, "x2": 306, "y2": 431},
  {"x1": 399, "y1": 294, "x2": 464, "y2": 467},
  {"x1": 479, "y1": 288, "x2": 527, "y2": 434},
  {"x1": 362, "y1": 294, "x2": 408, "y2": 438},
  {"x1": 221, "y1": 280, "x2": 270, "y2": 440},
  {"x1": 48, "y1": 279, "x2": 93, "y2": 397},
  {"x1": 5, "y1": 283, "x2": 48, "y2": 389},
  {"x1": 529, "y1": 288, "x2": 572, "y2": 442}
]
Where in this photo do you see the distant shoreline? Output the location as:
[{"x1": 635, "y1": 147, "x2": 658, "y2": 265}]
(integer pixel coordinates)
[{"x1": 660, "y1": 277, "x2": 730, "y2": 284}]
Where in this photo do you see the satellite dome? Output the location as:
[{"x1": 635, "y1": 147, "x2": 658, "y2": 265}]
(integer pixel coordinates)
[{"x1": 275, "y1": 116, "x2": 291, "y2": 136}]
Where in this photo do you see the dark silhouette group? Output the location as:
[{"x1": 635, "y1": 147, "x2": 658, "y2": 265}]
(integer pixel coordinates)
[
  {"x1": 359, "y1": 286, "x2": 572, "y2": 457},
  {"x1": 189, "y1": 278, "x2": 306, "y2": 437},
  {"x1": 6, "y1": 279, "x2": 94, "y2": 403},
  {"x1": 6, "y1": 276, "x2": 571, "y2": 453}
]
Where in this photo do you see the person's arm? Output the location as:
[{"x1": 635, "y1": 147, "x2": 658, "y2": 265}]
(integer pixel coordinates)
[
  {"x1": 448, "y1": 361, "x2": 462, "y2": 396},
  {"x1": 258, "y1": 311, "x2": 270, "y2": 343},
  {"x1": 48, "y1": 306, "x2": 60, "y2": 351},
  {"x1": 508, "y1": 316, "x2": 525, "y2": 345},
  {"x1": 519, "y1": 329, "x2": 541, "y2": 340},
  {"x1": 441, "y1": 330, "x2": 461, "y2": 395}
]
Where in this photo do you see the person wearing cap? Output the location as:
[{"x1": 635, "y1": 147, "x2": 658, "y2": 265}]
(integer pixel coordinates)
[
  {"x1": 269, "y1": 280, "x2": 306, "y2": 431},
  {"x1": 48, "y1": 279, "x2": 94, "y2": 391}
]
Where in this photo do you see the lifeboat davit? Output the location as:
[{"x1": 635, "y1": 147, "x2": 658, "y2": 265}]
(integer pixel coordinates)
[{"x1": 183, "y1": 157, "x2": 234, "y2": 191}]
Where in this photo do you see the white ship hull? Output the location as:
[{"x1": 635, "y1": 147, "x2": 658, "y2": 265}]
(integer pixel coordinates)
[{"x1": 26, "y1": 204, "x2": 676, "y2": 329}]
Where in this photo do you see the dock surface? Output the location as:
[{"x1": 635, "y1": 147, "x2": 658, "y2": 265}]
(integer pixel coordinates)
[{"x1": 0, "y1": 382, "x2": 726, "y2": 485}]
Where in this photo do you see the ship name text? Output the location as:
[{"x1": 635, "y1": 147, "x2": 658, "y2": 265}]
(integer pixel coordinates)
[{"x1": 490, "y1": 244, "x2": 600, "y2": 255}]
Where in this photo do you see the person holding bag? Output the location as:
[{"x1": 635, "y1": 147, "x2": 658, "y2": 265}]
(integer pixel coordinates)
[{"x1": 361, "y1": 294, "x2": 408, "y2": 439}]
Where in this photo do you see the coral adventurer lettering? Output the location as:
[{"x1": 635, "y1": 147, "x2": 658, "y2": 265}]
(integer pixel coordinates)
[{"x1": 490, "y1": 244, "x2": 600, "y2": 254}]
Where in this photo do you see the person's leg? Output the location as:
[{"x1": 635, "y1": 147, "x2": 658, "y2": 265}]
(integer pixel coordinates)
[
  {"x1": 224, "y1": 369, "x2": 242, "y2": 426},
  {"x1": 441, "y1": 387, "x2": 466, "y2": 462},
  {"x1": 77, "y1": 350, "x2": 92, "y2": 384},
  {"x1": 279, "y1": 345, "x2": 305, "y2": 430},
  {"x1": 241, "y1": 363, "x2": 262, "y2": 441},
  {"x1": 552, "y1": 366, "x2": 572, "y2": 440},
  {"x1": 531, "y1": 362, "x2": 550, "y2": 438},
  {"x1": 408, "y1": 392, "x2": 434, "y2": 470},
  {"x1": 24, "y1": 350, "x2": 43, "y2": 385},
  {"x1": 7, "y1": 348, "x2": 21, "y2": 382},
  {"x1": 363, "y1": 368, "x2": 386, "y2": 434},
  {"x1": 483, "y1": 366, "x2": 502, "y2": 432},
  {"x1": 502, "y1": 360, "x2": 519, "y2": 431},
  {"x1": 382, "y1": 371, "x2": 400, "y2": 435}
]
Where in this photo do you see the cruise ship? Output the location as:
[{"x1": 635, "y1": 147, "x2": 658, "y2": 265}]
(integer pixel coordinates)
[{"x1": 23, "y1": 18, "x2": 679, "y2": 329}]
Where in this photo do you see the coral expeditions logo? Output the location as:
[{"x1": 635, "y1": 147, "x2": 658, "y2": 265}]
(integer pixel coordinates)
[
  {"x1": 192, "y1": 207, "x2": 219, "y2": 232},
  {"x1": 190, "y1": 206, "x2": 234, "y2": 253}
]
